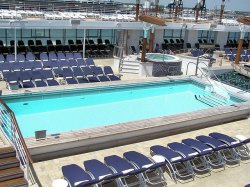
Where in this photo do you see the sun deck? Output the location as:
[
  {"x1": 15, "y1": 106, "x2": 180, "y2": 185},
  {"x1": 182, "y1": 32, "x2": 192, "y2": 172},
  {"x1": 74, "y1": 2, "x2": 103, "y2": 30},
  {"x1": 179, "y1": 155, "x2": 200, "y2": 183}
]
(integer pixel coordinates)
[{"x1": 32, "y1": 118, "x2": 250, "y2": 186}]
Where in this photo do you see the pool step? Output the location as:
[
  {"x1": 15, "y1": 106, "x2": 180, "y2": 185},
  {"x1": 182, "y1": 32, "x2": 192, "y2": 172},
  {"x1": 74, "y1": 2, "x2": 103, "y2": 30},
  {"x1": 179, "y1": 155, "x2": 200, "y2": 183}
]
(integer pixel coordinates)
[
  {"x1": 195, "y1": 95, "x2": 225, "y2": 107},
  {"x1": 0, "y1": 146, "x2": 28, "y2": 187}
]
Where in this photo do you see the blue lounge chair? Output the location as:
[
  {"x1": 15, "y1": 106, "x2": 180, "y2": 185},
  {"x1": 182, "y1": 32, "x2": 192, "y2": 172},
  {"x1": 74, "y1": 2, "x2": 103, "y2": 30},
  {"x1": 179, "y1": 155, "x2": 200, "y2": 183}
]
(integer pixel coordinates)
[
  {"x1": 0, "y1": 54, "x2": 5, "y2": 63},
  {"x1": 48, "y1": 52, "x2": 58, "y2": 61},
  {"x1": 76, "y1": 59, "x2": 86, "y2": 67},
  {"x1": 168, "y1": 142, "x2": 211, "y2": 174},
  {"x1": 58, "y1": 60, "x2": 70, "y2": 68},
  {"x1": 68, "y1": 59, "x2": 78, "y2": 67},
  {"x1": 196, "y1": 135, "x2": 240, "y2": 165},
  {"x1": 81, "y1": 66, "x2": 99, "y2": 82},
  {"x1": 20, "y1": 70, "x2": 35, "y2": 88},
  {"x1": 90, "y1": 66, "x2": 110, "y2": 82},
  {"x1": 73, "y1": 52, "x2": 82, "y2": 60},
  {"x1": 16, "y1": 54, "x2": 25, "y2": 62},
  {"x1": 150, "y1": 145, "x2": 193, "y2": 183},
  {"x1": 104, "y1": 155, "x2": 145, "y2": 187},
  {"x1": 42, "y1": 70, "x2": 59, "y2": 86},
  {"x1": 72, "y1": 67, "x2": 89, "y2": 83},
  {"x1": 84, "y1": 159, "x2": 121, "y2": 186},
  {"x1": 3, "y1": 71, "x2": 20, "y2": 90},
  {"x1": 209, "y1": 132, "x2": 250, "y2": 160},
  {"x1": 182, "y1": 138, "x2": 225, "y2": 169},
  {"x1": 62, "y1": 164, "x2": 98, "y2": 187},
  {"x1": 57, "y1": 52, "x2": 66, "y2": 61},
  {"x1": 103, "y1": 66, "x2": 121, "y2": 81},
  {"x1": 123, "y1": 151, "x2": 166, "y2": 186},
  {"x1": 32, "y1": 70, "x2": 47, "y2": 87},
  {"x1": 65, "y1": 52, "x2": 74, "y2": 60},
  {"x1": 62, "y1": 68, "x2": 78, "y2": 84},
  {"x1": 6, "y1": 54, "x2": 15, "y2": 63},
  {"x1": 85, "y1": 58, "x2": 95, "y2": 67},
  {"x1": 26, "y1": 52, "x2": 36, "y2": 62},
  {"x1": 30, "y1": 61, "x2": 43, "y2": 70},
  {"x1": 40, "y1": 52, "x2": 48, "y2": 62},
  {"x1": 0, "y1": 62, "x2": 11, "y2": 72},
  {"x1": 11, "y1": 62, "x2": 23, "y2": 71}
]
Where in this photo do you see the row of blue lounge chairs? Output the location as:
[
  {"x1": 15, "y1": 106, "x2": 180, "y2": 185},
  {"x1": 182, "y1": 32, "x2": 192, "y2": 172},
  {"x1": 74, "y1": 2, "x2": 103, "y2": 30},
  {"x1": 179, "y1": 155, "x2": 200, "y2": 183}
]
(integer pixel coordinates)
[
  {"x1": 2, "y1": 66, "x2": 120, "y2": 90},
  {"x1": 62, "y1": 132, "x2": 250, "y2": 186},
  {"x1": 0, "y1": 52, "x2": 89, "y2": 63},
  {"x1": 225, "y1": 48, "x2": 250, "y2": 62}
]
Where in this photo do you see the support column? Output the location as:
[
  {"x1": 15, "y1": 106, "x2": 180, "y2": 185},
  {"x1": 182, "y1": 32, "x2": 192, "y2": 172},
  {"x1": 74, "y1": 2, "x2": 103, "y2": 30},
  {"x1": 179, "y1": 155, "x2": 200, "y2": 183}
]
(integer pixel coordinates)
[
  {"x1": 235, "y1": 28, "x2": 245, "y2": 64},
  {"x1": 135, "y1": 0, "x2": 140, "y2": 21},
  {"x1": 141, "y1": 29, "x2": 148, "y2": 63},
  {"x1": 174, "y1": 0, "x2": 179, "y2": 21},
  {"x1": 155, "y1": 0, "x2": 159, "y2": 16},
  {"x1": 235, "y1": 39, "x2": 243, "y2": 64},
  {"x1": 148, "y1": 27, "x2": 154, "y2": 53},
  {"x1": 219, "y1": 0, "x2": 225, "y2": 24},
  {"x1": 195, "y1": 6, "x2": 200, "y2": 22}
]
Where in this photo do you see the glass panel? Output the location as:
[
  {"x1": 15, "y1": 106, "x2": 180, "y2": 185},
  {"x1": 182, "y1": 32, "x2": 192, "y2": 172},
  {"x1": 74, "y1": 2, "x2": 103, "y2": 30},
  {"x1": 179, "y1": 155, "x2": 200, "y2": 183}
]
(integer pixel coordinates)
[
  {"x1": 66, "y1": 29, "x2": 76, "y2": 44},
  {"x1": 76, "y1": 29, "x2": 84, "y2": 39},
  {"x1": 50, "y1": 29, "x2": 63, "y2": 44},
  {"x1": 22, "y1": 29, "x2": 31, "y2": 37},
  {"x1": 172, "y1": 29, "x2": 181, "y2": 38}
]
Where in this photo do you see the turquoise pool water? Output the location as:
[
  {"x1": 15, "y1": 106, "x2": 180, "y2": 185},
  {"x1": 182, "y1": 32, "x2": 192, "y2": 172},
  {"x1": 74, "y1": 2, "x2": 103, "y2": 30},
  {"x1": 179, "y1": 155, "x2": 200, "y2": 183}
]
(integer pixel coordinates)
[
  {"x1": 145, "y1": 53, "x2": 177, "y2": 62},
  {"x1": 3, "y1": 80, "x2": 242, "y2": 138}
]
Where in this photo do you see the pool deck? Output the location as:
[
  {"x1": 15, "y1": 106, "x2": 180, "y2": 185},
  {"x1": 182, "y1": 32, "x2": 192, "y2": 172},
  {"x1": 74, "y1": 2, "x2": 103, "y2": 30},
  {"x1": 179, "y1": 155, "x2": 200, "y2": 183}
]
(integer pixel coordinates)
[
  {"x1": 0, "y1": 57, "x2": 250, "y2": 187},
  {"x1": 32, "y1": 118, "x2": 250, "y2": 187}
]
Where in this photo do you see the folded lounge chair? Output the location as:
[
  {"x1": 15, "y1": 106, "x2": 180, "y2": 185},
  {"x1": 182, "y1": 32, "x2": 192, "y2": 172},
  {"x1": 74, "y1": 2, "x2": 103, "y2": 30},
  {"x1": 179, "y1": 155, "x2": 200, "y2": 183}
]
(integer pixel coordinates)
[
  {"x1": 196, "y1": 135, "x2": 240, "y2": 165},
  {"x1": 168, "y1": 142, "x2": 211, "y2": 175},
  {"x1": 84, "y1": 159, "x2": 121, "y2": 186},
  {"x1": 62, "y1": 164, "x2": 98, "y2": 187},
  {"x1": 123, "y1": 151, "x2": 166, "y2": 186},
  {"x1": 209, "y1": 132, "x2": 250, "y2": 160},
  {"x1": 182, "y1": 138, "x2": 225, "y2": 169},
  {"x1": 104, "y1": 155, "x2": 144, "y2": 187},
  {"x1": 150, "y1": 145, "x2": 194, "y2": 183}
]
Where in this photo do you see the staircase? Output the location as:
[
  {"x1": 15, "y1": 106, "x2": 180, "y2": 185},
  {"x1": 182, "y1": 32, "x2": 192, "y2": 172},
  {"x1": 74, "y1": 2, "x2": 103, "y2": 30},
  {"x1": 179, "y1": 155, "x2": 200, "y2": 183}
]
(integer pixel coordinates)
[
  {"x1": 0, "y1": 147, "x2": 28, "y2": 187},
  {"x1": 120, "y1": 60, "x2": 140, "y2": 74}
]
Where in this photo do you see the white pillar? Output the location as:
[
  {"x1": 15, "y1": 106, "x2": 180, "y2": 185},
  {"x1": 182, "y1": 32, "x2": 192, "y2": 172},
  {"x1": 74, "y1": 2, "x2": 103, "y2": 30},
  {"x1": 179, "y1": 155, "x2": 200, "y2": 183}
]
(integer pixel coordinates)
[
  {"x1": 82, "y1": 29, "x2": 86, "y2": 59},
  {"x1": 14, "y1": 26, "x2": 17, "y2": 61}
]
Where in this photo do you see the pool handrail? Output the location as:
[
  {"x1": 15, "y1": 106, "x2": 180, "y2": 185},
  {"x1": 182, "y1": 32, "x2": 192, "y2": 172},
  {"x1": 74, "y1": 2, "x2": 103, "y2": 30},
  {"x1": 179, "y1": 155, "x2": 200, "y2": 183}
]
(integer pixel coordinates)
[{"x1": 0, "y1": 98, "x2": 35, "y2": 184}]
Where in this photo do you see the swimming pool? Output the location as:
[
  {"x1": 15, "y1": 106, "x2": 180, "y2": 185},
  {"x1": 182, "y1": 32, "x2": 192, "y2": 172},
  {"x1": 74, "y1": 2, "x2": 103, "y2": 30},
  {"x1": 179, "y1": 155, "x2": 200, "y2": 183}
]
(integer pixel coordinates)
[{"x1": 3, "y1": 80, "x2": 243, "y2": 138}]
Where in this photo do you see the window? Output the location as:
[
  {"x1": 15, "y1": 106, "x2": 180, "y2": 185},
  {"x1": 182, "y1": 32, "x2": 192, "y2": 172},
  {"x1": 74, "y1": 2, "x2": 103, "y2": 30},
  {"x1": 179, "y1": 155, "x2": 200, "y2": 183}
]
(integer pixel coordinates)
[
  {"x1": 228, "y1": 32, "x2": 240, "y2": 41},
  {"x1": 198, "y1": 30, "x2": 215, "y2": 43},
  {"x1": 164, "y1": 29, "x2": 184, "y2": 40}
]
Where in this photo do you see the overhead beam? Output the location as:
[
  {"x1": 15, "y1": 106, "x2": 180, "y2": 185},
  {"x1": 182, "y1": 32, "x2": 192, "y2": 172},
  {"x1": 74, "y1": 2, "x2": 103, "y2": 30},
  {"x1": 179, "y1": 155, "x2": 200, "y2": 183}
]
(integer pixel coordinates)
[
  {"x1": 237, "y1": 17, "x2": 250, "y2": 25},
  {"x1": 139, "y1": 15, "x2": 168, "y2": 26}
]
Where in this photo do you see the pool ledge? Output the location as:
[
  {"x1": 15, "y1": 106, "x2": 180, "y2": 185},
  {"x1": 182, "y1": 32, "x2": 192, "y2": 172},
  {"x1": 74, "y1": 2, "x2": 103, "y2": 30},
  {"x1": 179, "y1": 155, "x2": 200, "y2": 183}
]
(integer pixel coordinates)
[{"x1": 24, "y1": 89, "x2": 250, "y2": 161}]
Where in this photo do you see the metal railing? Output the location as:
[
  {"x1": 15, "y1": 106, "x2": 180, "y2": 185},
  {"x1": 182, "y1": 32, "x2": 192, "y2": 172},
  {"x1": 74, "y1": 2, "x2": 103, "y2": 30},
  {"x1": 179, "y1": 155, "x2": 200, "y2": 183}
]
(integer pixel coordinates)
[
  {"x1": 186, "y1": 61, "x2": 230, "y2": 101},
  {"x1": 0, "y1": 98, "x2": 35, "y2": 185}
]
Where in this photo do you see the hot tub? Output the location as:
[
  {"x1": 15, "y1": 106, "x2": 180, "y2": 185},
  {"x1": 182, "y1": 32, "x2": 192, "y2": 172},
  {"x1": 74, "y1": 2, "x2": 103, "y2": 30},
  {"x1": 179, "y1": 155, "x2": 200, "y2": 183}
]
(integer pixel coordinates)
[{"x1": 140, "y1": 53, "x2": 182, "y2": 77}]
